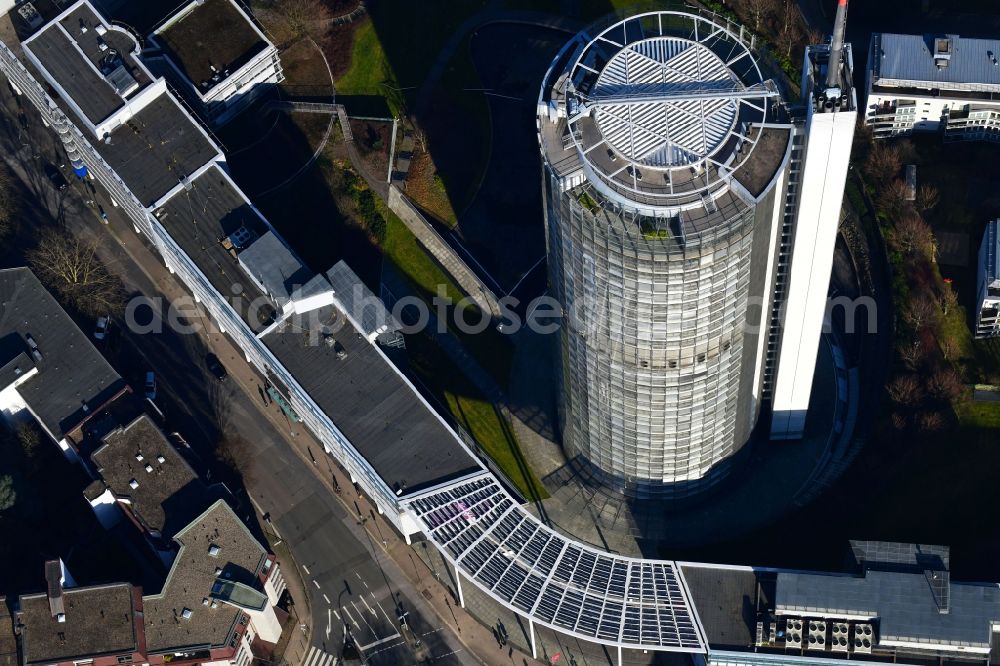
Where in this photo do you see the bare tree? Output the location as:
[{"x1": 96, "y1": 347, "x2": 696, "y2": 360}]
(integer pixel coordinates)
[
  {"x1": 916, "y1": 411, "x2": 944, "y2": 431},
  {"x1": 890, "y1": 411, "x2": 908, "y2": 430},
  {"x1": 916, "y1": 184, "x2": 940, "y2": 212},
  {"x1": 0, "y1": 167, "x2": 16, "y2": 240},
  {"x1": 899, "y1": 339, "x2": 925, "y2": 370},
  {"x1": 742, "y1": 0, "x2": 778, "y2": 32},
  {"x1": 776, "y1": 0, "x2": 803, "y2": 60},
  {"x1": 940, "y1": 339, "x2": 957, "y2": 362},
  {"x1": 887, "y1": 374, "x2": 923, "y2": 406},
  {"x1": 929, "y1": 368, "x2": 965, "y2": 402},
  {"x1": 892, "y1": 213, "x2": 934, "y2": 258},
  {"x1": 28, "y1": 229, "x2": 124, "y2": 317},
  {"x1": 902, "y1": 295, "x2": 939, "y2": 330},
  {"x1": 259, "y1": 0, "x2": 332, "y2": 45},
  {"x1": 0, "y1": 475, "x2": 14, "y2": 512},
  {"x1": 879, "y1": 179, "x2": 914, "y2": 221},
  {"x1": 940, "y1": 284, "x2": 959, "y2": 316},
  {"x1": 864, "y1": 142, "x2": 901, "y2": 185}
]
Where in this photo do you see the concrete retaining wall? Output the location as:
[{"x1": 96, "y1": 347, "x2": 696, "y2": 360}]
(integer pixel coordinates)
[{"x1": 386, "y1": 185, "x2": 502, "y2": 317}]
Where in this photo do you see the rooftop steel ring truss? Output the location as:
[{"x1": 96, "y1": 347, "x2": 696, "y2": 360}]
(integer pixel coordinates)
[{"x1": 564, "y1": 11, "x2": 776, "y2": 201}]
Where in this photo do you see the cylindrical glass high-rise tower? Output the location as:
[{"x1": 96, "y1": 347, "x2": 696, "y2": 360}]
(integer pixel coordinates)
[{"x1": 537, "y1": 11, "x2": 793, "y2": 499}]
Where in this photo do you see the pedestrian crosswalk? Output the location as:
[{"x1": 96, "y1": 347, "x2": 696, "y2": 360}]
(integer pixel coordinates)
[{"x1": 302, "y1": 646, "x2": 338, "y2": 666}]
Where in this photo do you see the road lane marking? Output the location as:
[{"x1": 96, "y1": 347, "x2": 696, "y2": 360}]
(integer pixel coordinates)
[
  {"x1": 351, "y1": 600, "x2": 377, "y2": 635},
  {"x1": 343, "y1": 605, "x2": 359, "y2": 629},
  {"x1": 323, "y1": 593, "x2": 331, "y2": 604},
  {"x1": 302, "y1": 565, "x2": 311, "y2": 574},
  {"x1": 375, "y1": 598, "x2": 394, "y2": 626},
  {"x1": 326, "y1": 608, "x2": 332, "y2": 640},
  {"x1": 361, "y1": 595, "x2": 376, "y2": 616},
  {"x1": 312, "y1": 579, "x2": 321, "y2": 589},
  {"x1": 358, "y1": 634, "x2": 402, "y2": 650}
]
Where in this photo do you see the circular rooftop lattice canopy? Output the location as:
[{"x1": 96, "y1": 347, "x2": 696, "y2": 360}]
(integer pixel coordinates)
[{"x1": 594, "y1": 37, "x2": 739, "y2": 168}]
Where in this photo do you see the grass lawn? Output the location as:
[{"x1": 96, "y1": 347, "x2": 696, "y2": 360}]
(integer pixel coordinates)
[
  {"x1": 406, "y1": 333, "x2": 548, "y2": 502},
  {"x1": 334, "y1": 21, "x2": 399, "y2": 106},
  {"x1": 956, "y1": 399, "x2": 1000, "y2": 429},
  {"x1": 381, "y1": 207, "x2": 514, "y2": 386},
  {"x1": 938, "y1": 304, "x2": 976, "y2": 361},
  {"x1": 382, "y1": 207, "x2": 466, "y2": 305}
]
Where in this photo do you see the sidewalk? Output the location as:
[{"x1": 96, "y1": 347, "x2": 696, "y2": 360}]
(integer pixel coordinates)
[{"x1": 73, "y1": 170, "x2": 538, "y2": 665}]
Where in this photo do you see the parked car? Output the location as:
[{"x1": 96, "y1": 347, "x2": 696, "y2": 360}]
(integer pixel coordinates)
[
  {"x1": 93, "y1": 315, "x2": 109, "y2": 340},
  {"x1": 144, "y1": 372, "x2": 156, "y2": 401},
  {"x1": 205, "y1": 353, "x2": 228, "y2": 381},
  {"x1": 43, "y1": 163, "x2": 68, "y2": 191}
]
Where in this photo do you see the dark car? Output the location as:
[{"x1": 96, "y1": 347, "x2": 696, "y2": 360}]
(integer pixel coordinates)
[
  {"x1": 43, "y1": 163, "x2": 68, "y2": 191},
  {"x1": 205, "y1": 353, "x2": 228, "y2": 381}
]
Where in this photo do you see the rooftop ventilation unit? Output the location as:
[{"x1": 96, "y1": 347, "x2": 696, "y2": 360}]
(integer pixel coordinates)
[
  {"x1": 853, "y1": 623, "x2": 874, "y2": 653},
  {"x1": 807, "y1": 620, "x2": 827, "y2": 651},
  {"x1": 128, "y1": 479, "x2": 139, "y2": 489},
  {"x1": 157, "y1": 455, "x2": 166, "y2": 463},
  {"x1": 934, "y1": 37, "x2": 954, "y2": 69},
  {"x1": 784, "y1": 618, "x2": 803, "y2": 649},
  {"x1": 135, "y1": 453, "x2": 143, "y2": 461},
  {"x1": 144, "y1": 464, "x2": 153, "y2": 473},
  {"x1": 181, "y1": 608, "x2": 192, "y2": 620},
  {"x1": 105, "y1": 64, "x2": 139, "y2": 97},
  {"x1": 831, "y1": 622, "x2": 850, "y2": 651},
  {"x1": 208, "y1": 544, "x2": 221, "y2": 558}
]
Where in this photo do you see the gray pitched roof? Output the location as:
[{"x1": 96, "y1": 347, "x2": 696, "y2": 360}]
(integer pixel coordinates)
[
  {"x1": 874, "y1": 33, "x2": 1000, "y2": 92},
  {"x1": 18, "y1": 584, "x2": 138, "y2": 665},
  {"x1": 0, "y1": 268, "x2": 126, "y2": 442},
  {"x1": 142, "y1": 500, "x2": 267, "y2": 653}
]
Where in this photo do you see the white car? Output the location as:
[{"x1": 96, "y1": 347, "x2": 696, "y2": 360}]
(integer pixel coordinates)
[{"x1": 94, "y1": 316, "x2": 109, "y2": 340}]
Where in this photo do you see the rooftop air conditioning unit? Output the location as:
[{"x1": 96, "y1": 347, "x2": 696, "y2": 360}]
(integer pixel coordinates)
[
  {"x1": 831, "y1": 622, "x2": 850, "y2": 652},
  {"x1": 784, "y1": 618, "x2": 803, "y2": 649},
  {"x1": 853, "y1": 623, "x2": 874, "y2": 653},
  {"x1": 807, "y1": 620, "x2": 827, "y2": 651}
]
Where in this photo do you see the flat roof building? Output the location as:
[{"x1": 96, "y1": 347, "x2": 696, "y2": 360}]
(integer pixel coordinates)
[
  {"x1": 865, "y1": 33, "x2": 1000, "y2": 143},
  {"x1": 87, "y1": 415, "x2": 209, "y2": 543},
  {"x1": 977, "y1": 220, "x2": 1000, "y2": 338},
  {"x1": 147, "y1": 0, "x2": 282, "y2": 126},
  {"x1": 0, "y1": 267, "x2": 128, "y2": 454}
]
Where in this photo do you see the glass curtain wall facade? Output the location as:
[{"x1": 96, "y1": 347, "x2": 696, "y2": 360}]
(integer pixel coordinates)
[{"x1": 538, "y1": 11, "x2": 791, "y2": 499}]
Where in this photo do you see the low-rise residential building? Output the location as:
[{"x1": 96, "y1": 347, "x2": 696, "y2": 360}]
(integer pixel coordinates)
[
  {"x1": 8, "y1": 502, "x2": 286, "y2": 666},
  {"x1": 142, "y1": 500, "x2": 285, "y2": 665},
  {"x1": 866, "y1": 32, "x2": 1000, "y2": 142},
  {"x1": 17, "y1": 562, "x2": 145, "y2": 666},
  {"x1": 977, "y1": 220, "x2": 1000, "y2": 338},
  {"x1": 0, "y1": 267, "x2": 128, "y2": 459},
  {"x1": 146, "y1": 0, "x2": 282, "y2": 127},
  {"x1": 85, "y1": 415, "x2": 214, "y2": 558}
]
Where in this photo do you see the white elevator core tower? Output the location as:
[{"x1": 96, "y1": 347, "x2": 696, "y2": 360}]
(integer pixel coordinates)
[{"x1": 771, "y1": 0, "x2": 857, "y2": 439}]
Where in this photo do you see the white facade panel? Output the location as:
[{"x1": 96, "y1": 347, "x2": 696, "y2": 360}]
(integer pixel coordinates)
[{"x1": 772, "y1": 90, "x2": 856, "y2": 439}]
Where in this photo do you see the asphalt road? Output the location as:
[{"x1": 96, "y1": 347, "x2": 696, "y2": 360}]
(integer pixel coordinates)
[{"x1": 0, "y1": 81, "x2": 466, "y2": 666}]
